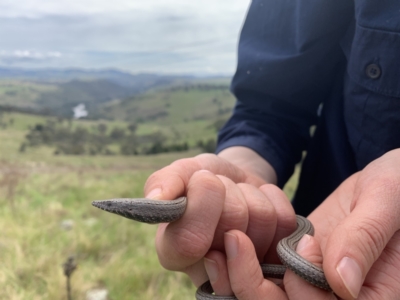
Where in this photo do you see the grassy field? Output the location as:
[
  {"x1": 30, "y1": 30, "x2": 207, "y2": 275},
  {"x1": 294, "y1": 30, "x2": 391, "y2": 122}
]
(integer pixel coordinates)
[
  {"x1": 98, "y1": 85, "x2": 236, "y2": 147},
  {"x1": 0, "y1": 132, "x2": 200, "y2": 299},
  {"x1": 0, "y1": 91, "x2": 298, "y2": 300},
  {"x1": 103, "y1": 86, "x2": 234, "y2": 123},
  {"x1": 0, "y1": 83, "x2": 236, "y2": 152},
  {"x1": 0, "y1": 80, "x2": 57, "y2": 109}
]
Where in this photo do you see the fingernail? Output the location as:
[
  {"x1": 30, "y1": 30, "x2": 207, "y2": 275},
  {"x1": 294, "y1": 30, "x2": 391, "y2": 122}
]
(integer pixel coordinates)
[
  {"x1": 224, "y1": 232, "x2": 238, "y2": 259},
  {"x1": 204, "y1": 258, "x2": 219, "y2": 283},
  {"x1": 336, "y1": 257, "x2": 362, "y2": 298},
  {"x1": 146, "y1": 188, "x2": 162, "y2": 199},
  {"x1": 296, "y1": 234, "x2": 311, "y2": 253}
]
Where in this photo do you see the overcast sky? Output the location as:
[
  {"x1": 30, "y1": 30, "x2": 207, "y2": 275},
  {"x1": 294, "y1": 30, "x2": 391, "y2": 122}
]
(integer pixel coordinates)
[{"x1": 0, "y1": 0, "x2": 250, "y2": 75}]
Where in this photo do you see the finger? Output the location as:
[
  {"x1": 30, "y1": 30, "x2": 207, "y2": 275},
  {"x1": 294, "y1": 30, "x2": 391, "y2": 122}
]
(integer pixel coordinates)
[
  {"x1": 224, "y1": 230, "x2": 288, "y2": 300},
  {"x1": 284, "y1": 234, "x2": 338, "y2": 300},
  {"x1": 204, "y1": 250, "x2": 233, "y2": 296},
  {"x1": 155, "y1": 170, "x2": 225, "y2": 278},
  {"x1": 359, "y1": 229, "x2": 400, "y2": 299},
  {"x1": 238, "y1": 183, "x2": 277, "y2": 260},
  {"x1": 218, "y1": 146, "x2": 277, "y2": 185},
  {"x1": 322, "y1": 161, "x2": 400, "y2": 299},
  {"x1": 259, "y1": 184, "x2": 297, "y2": 264},
  {"x1": 144, "y1": 153, "x2": 248, "y2": 200},
  {"x1": 211, "y1": 176, "x2": 249, "y2": 250}
]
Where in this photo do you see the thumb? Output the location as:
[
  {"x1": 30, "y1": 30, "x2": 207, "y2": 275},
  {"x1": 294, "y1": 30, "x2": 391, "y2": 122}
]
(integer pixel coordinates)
[{"x1": 323, "y1": 174, "x2": 400, "y2": 299}]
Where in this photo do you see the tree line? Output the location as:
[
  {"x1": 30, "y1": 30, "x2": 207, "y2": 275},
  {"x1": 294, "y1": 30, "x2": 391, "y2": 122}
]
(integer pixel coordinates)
[{"x1": 20, "y1": 119, "x2": 216, "y2": 155}]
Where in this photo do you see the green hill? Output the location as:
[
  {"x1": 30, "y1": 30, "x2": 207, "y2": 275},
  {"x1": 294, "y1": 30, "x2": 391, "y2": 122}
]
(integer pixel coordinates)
[
  {"x1": 0, "y1": 80, "x2": 57, "y2": 109},
  {"x1": 0, "y1": 75, "x2": 232, "y2": 119},
  {"x1": 99, "y1": 84, "x2": 233, "y2": 122},
  {"x1": 0, "y1": 81, "x2": 236, "y2": 157}
]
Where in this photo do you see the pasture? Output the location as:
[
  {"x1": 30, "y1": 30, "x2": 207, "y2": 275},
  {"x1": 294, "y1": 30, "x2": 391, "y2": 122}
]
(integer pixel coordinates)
[{"x1": 0, "y1": 87, "x2": 298, "y2": 299}]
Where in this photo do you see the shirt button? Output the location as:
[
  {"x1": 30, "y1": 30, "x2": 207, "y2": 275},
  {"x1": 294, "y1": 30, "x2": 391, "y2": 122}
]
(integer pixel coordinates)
[{"x1": 365, "y1": 64, "x2": 381, "y2": 79}]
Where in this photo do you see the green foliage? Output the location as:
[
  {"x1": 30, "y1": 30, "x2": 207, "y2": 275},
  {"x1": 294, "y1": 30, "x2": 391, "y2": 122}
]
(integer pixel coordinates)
[
  {"x1": 119, "y1": 135, "x2": 138, "y2": 155},
  {"x1": 144, "y1": 141, "x2": 189, "y2": 155},
  {"x1": 110, "y1": 127, "x2": 126, "y2": 141},
  {"x1": 197, "y1": 138, "x2": 217, "y2": 153},
  {"x1": 22, "y1": 119, "x2": 193, "y2": 156}
]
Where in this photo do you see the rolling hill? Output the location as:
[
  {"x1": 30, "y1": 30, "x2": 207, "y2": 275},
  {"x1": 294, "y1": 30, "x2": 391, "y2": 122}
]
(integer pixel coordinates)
[{"x1": 0, "y1": 67, "x2": 231, "y2": 119}]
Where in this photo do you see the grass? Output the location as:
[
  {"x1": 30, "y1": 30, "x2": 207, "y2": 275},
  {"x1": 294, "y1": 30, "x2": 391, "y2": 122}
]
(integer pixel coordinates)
[
  {"x1": 0, "y1": 87, "x2": 299, "y2": 299},
  {"x1": 0, "y1": 113, "x2": 205, "y2": 299},
  {"x1": 0, "y1": 80, "x2": 57, "y2": 108},
  {"x1": 101, "y1": 86, "x2": 235, "y2": 146},
  {"x1": 0, "y1": 151, "x2": 199, "y2": 300}
]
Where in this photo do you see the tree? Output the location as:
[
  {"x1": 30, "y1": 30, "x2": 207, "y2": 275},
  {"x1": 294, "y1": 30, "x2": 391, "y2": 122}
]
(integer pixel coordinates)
[{"x1": 110, "y1": 128, "x2": 126, "y2": 141}]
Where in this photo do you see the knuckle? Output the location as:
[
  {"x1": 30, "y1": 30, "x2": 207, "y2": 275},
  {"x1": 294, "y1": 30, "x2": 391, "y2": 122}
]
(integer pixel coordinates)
[
  {"x1": 215, "y1": 179, "x2": 249, "y2": 229},
  {"x1": 192, "y1": 171, "x2": 218, "y2": 187},
  {"x1": 194, "y1": 153, "x2": 218, "y2": 170},
  {"x1": 170, "y1": 226, "x2": 211, "y2": 260},
  {"x1": 146, "y1": 169, "x2": 161, "y2": 182},
  {"x1": 232, "y1": 283, "x2": 250, "y2": 299},
  {"x1": 232, "y1": 270, "x2": 260, "y2": 299},
  {"x1": 195, "y1": 153, "x2": 217, "y2": 161},
  {"x1": 156, "y1": 221, "x2": 214, "y2": 271},
  {"x1": 222, "y1": 200, "x2": 248, "y2": 226},
  {"x1": 144, "y1": 170, "x2": 162, "y2": 188},
  {"x1": 188, "y1": 173, "x2": 225, "y2": 198},
  {"x1": 371, "y1": 174, "x2": 400, "y2": 197},
  {"x1": 170, "y1": 158, "x2": 202, "y2": 178},
  {"x1": 277, "y1": 212, "x2": 297, "y2": 232},
  {"x1": 237, "y1": 183, "x2": 276, "y2": 225},
  {"x1": 354, "y1": 217, "x2": 389, "y2": 262}
]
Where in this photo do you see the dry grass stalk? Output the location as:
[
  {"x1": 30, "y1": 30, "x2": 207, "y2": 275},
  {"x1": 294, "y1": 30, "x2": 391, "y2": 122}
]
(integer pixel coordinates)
[
  {"x1": 0, "y1": 165, "x2": 26, "y2": 212},
  {"x1": 63, "y1": 256, "x2": 78, "y2": 300}
]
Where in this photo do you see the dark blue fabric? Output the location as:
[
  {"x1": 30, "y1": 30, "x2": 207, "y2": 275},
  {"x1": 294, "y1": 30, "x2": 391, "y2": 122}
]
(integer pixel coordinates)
[{"x1": 216, "y1": 0, "x2": 400, "y2": 216}]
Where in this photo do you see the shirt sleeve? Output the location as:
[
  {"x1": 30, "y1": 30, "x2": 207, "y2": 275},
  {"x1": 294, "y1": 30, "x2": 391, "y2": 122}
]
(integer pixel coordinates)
[{"x1": 216, "y1": 0, "x2": 354, "y2": 187}]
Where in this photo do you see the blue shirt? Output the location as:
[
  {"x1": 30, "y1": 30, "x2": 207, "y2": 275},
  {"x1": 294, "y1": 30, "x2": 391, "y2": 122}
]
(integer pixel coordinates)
[{"x1": 216, "y1": 0, "x2": 400, "y2": 216}]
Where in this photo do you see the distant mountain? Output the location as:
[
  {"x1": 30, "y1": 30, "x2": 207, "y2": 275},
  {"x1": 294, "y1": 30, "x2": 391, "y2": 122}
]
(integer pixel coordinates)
[
  {"x1": 35, "y1": 79, "x2": 138, "y2": 117},
  {"x1": 0, "y1": 67, "x2": 230, "y2": 118},
  {"x1": 0, "y1": 67, "x2": 193, "y2": 90}
]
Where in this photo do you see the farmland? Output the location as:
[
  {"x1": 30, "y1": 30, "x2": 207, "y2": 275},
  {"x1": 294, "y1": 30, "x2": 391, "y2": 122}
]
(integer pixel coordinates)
[{"x1": 0, "y1": 80, "x2": 299, "y2": 299}]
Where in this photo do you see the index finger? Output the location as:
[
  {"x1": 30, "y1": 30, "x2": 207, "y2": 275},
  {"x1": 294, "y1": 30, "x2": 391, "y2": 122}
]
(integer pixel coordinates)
[
  {"x1": 144, "y1": 153, "x2": 249, "y2": 200},
  {"x1": 155, "y1": 170, "x2": 226, "y2": 271}
]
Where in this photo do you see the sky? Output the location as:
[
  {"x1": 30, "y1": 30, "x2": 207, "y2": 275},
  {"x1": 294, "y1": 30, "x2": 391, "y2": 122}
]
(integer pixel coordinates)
[{"x1": 0, "y1": 0, "x2": 250, "y2": 75}]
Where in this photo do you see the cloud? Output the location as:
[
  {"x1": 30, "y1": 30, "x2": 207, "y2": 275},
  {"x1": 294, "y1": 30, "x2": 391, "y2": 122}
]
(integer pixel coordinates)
[
  {"x1": 0, "y1": 50, "x2": 62, "y2": 64},
  {"x1": 0, "y1": 0, "x2": 250, "y2": 74},
  {"x1": 0, "y1": 0, "x2": 248, "y2": 18}
]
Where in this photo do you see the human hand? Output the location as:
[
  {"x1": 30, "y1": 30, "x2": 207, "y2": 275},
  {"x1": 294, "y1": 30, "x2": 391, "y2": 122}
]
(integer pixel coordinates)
[
  {"x1": 204, "y1": 230, "x2": 337, "y2": 299},
  {"x1": 143, "y1": 152, "x2": 297, "y2": 287},
  {"x1": 207, "y1": 149, "x2": 400, "y2": 299},
  {"x1": 307, "y1": 148, "x2": 400, "y2": 299}
]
